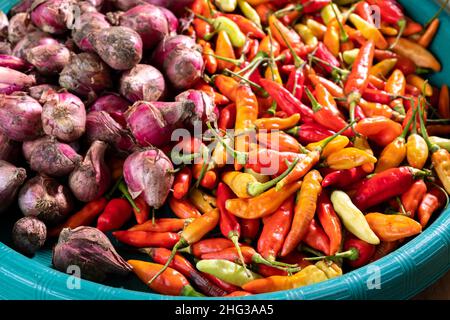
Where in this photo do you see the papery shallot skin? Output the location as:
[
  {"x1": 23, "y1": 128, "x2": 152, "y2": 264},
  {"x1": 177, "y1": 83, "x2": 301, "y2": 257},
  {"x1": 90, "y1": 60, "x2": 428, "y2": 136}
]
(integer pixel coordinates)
[
  {"x1": 8, "y1": 13, "x2": 37, "y2": 45},
  {"x1": 59, "y1": 52, "x2": 112, "y2": 98},
  {"x1": 28, "y1": 84, "x2": 60, "y2": 102},
  {"x1": 152, "y1": 34, "x2": 196, "y2": 68},
  {"x1": 41, "y1": 92, "x2": 86, "y2": 142},
  {"x1": 0, "y1": 66, "x2": 36, "y2": 94},
  {"x1": 12, "y1": 216, "x2": 47, "y2": 256},
  {"x1": 0, "y1": 132, "x2": 20, "y2": 163},
  {"x1": 116, "y1": 4, "x2": 169, "y2": 50},
  {"x1": 0, "y1": 93, "x2": 43, "y2": 141},
  {"x1": 119, "y1": 64, "x2": 165, "y2": 103},
  {"x1": 12, "y1": 31, "x2": 59, "y2": 60},
  {"x1": 52, "y1": 226, "x2": 132, "y2": 282},
  {"x1": 18, "y1": 175, "x2": 74, "y2": 224},
  {"x1": 89, "y1": 93, "x2": 129, "y2": 124},
  {"x1": 175, "y1": 89, "x2": 218, "y2": 125},
  {"x1": 26, "y1": 43, "x2": 72, "y2": 75},
  {"x1": 10, "y1": 0, "x2": 35, "y2": 16},
  {"x1": 123, "y1": 148, "x2": 174, "y2": 209},
  {"x1": 159, "y1": 7, "x2": 178, "y2": 34},
  {"x1": 30, "y1": 0, "x2": 76, "y2": 35},
  {"x1": 0, "y1": 54, "x2": 31, "y2": 71},
  {"x1": 89, "y1": 26, "x2": 143, "y2": 71},
  {"x1": 0, "y1": 160, "x2": 27, "y2": 214},
  {"x1": 71, "y1": 11, "x2": 110, "y2": 52},
  {"x1": 69, "y1": 140, "x2": 111, "y2": 202},
  {"x1": 23, "y1": 136, "x2": 82, "y2": 177},
  {"x1": 163, "y1": 47, "x2": 204, "y2": 90}
]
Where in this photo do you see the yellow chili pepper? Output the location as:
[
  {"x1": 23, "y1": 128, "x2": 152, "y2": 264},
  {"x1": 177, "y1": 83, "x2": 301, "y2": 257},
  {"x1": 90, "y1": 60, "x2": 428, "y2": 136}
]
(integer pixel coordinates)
[
  {"x1": 294, "y1": 24, "x2": 318, "y2": 46},
  {"x1": 306, "y1": 19, "x2": 327, "y2": 40},
  {"x1": 386, "y1": 69, "x2": 406, "y2": 115},
  {"x1": 349, "y1": 13, "x2": 388, "y2": 49},
  {"x1": 189, "y1": 188, "x2": 217, "y2": 214},
  {"x1": 324, "y1": 23, "x2": 340, "y2": 57},
  {"x1": 370, "y1": 59, "x2": 398, "y2": 78},
  {"x1": 306, "y1": 135, "x2": 349, "y2": 159},
  {"x1": 315, "y1": 260, "x2": 343, "y2": 279},
  {"x1": 406, "y1": 134, "x2": 428, "y2": 170},
  {"x1": 255, "y1": 114, "x2": 301, "y2": 131},
  {"x1": 265, "y1": 61, "x2": 282, "y2": 84},
  {"x1": 237, "y1": 0, "x2": 262, "y2": 28},
  {"x1": 325, "y1": 148, "x2": 378, "y2": 170},
  {"x1": 406, "y1": 74, "x2": 433, "y2": 97},
  {"x1": 365, "y1": 213, "x2": 422, "y2": 242},
  {"x1": 215, "y1": 0, "x2": 238, "y2": 12},
  {"x1": 321, "y1": 3, "x2": 342, "y2": 26},
  {"x1": 343, "y1": 48, "x2": 359, "y2": 65},
  {"x1": 353, "y1": 135, "x2": 375, "y2": 173},
  {"x1": 379, "y1": 22, "x2": 398, "y2": 36}
]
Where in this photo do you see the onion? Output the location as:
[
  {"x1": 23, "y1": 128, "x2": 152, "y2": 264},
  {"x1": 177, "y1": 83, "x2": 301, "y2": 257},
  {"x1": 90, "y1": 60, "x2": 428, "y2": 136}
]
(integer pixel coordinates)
[
  {"x1": 119, "y1": 64, "x2": 165, "y2": 103},
  {"x1": 159, "y1": 7, "x2": 178, "y2": 34},
  {"x1": 112, "y1": 0, "x2": 170, "y2": 11},
  {"x1": 12, "y1": 217, "x2": 47, "y2": 256},
  {"x1": 59, "y1": 52, "x2": 112, "y2": 98},
  {"x1": 89, "y1": 93, "x2": 129, "y2": 125},
  {"x1": 0, "y1": 67, "x2": 36, "y2": 94},
  {"x1": 0, "y1": 42, "x2": 11, "y2": 55},
  {"x1": 69, "y1": 140, "x2": 111, "y2": 202},
  {"x1": 71, "y1": 11, "x2": 110, "y2": 52},
  {"x1": 18, "y1": 175, "x2": 74, "y2": 224},
  {"x1": 164, "y1": 47, "x2": 204, "y2": 90},
  {"x1": 0, "y1": 132, "x2": 21, "y2": 163},
  {"x1": 12, "y1": 31, "x2": 59, "y2": 60},
  {"x1": 7, "y1": 13, "x2": 37, "y2": 45},
  {"x1": 0, "y1": 93, "x2": 43, "y2": 141},
  {"x1": 41, "y1": 92, "x2": 86, "y2": 142},
  {"x1": 89, "y1": 26, "x2": 143, "y2": 71},
  {"x1": 86, "y1": 111, "x2": 136, "y2": 154},
  {"x1": 0, "y1": 11, "x2": 8, "y2": 40},
  {"x1": 26, "y1": 43, "x2": 72, "y2": 75},
  {"x1": 0, "y1": 54, "x2": 31, "y2": 71},
  {"x1": 123, "y1": 148, "x2": 174, "y2": 209},
  {"x1": 126, "y1": 100, "x2": 194, "y2": 148},
  {"x1": 116, "y1": 4, "x2": 169, "y2": 50},
  {"x1": 28, "y1": 84, "x2": 60, "y2": 102},
  {"x1": 10, "y1": 0, "x2": 35, "y2": 15},
  {"x1": 23, "y1": 136, "x2": 82, "y2": 177},
  {"x1": 30, "y1": 0, "x2": 76, "y2": 34},
  {"x1": 152, "y1": 35, "x2": 196, "y2": 68},
  {"x1": 0, "y1": 160, "x2": 27, "y2": 214},
  {"x1": 176, "y1": 89, "x2": 218, "y2": 125}
]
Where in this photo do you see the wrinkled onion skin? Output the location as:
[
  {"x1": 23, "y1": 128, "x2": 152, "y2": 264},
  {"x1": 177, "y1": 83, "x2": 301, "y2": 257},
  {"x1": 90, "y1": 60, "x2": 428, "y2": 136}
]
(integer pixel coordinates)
[
  {"x1": 123, "y1": 148, "x2": 174, "y2": 209},
  {"x1": 0, "y1": 160, "x2": 27, "y2": 214},
  {"x1": 26, "y1": 43, "x2": 71, "y2": 75},
  {"x1": 152, "y1": 35, "x2": 196, "y2": 68},
  {"x1": 12, "y1": 217, "x2": 47, "y2": 256},
  {"x1": 8, "y1": 13, "x2": 37, "y2": 45},
  {"x1": 72, "y1": 11, "x2": 110, "y2": 52},
  {"x1": 89, "y1": 93, "x2": 129, "y2": 125},
  {"x1": 18, "y1": 175, "x2": 74, "y2": 224},
  {"x1": 119, "y1": 64, "x2": 166, "y2": 103},
  {"x1": 0, "y1": 93, "x2": 43, "y2": 141},
  {"x1": 12, "y1": 31, "x2": 59, "y2": 60},
  {"x1": 30, "y1": 0, "x2": 75, "y2": 35},
  {"x1": 164, "y1": 47, "x2": 204, "y2": 89}
]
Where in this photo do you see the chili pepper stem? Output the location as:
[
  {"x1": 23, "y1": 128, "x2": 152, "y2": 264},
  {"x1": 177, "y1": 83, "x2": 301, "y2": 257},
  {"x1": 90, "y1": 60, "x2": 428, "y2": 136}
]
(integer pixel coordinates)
[
  {"x1": 425, "y1": 0, "x2": 450, "y2": 28},
  {"x1": 317, "y1": 120, "x2": 357, "y2": 150},
  {"x1": 247, "y1": 158, "x2": 300, "y2": 196},
  {"x1": 106, "y1": 175, "x2": 123, "y2": 200},
  {"x1": 206, "y1": 122, "x2": 248, "y2": 164},
  {"x1": 299, "y1": 244, "x2": 324, "y2": 257},
  {"x1": 181, "y1": 285, "x2": 205, "y2": 297},
  {"x1": 194, "y1": 160, "x2": 209, "y2": 189},
  {"x1": 330, "y1": 2, "x2": 349, "y2": 42},
  {"x1": 396, "y1": 197, "x2": 408, "y2": 216},
  {"x1": 305, "y1": 87, "x2": 323, "y2": 112},
  {"x1": 229, "y1": 233, "x2": 251, "y2": 277},
  {"x1": 418, "y1": 96, "x2": 440, "y2": 153},
  {"x1": 274, "y1": 4, "x2": 304, "y2": 18},
  {"x1": 209, "y1": 53, "x2": 245, "y2": 66},
  {"x1": 223, "y1": 68, "x2": 269, "y2": 97},
  {"x1": 118, "y1": 181, "x2": 141, "y2": 213},
  {"x1": 389, "y1": 19, "x2": 406, "y2": 50},
  {"x1": 309, "y1": 55, "x2": 350, "y2": 78},
  {"x1": 273, "y1": 20, "x2": 305, "y2": 68},
  {"x1": 304, "y1": 248, "x2": 359, "y2": 261}
]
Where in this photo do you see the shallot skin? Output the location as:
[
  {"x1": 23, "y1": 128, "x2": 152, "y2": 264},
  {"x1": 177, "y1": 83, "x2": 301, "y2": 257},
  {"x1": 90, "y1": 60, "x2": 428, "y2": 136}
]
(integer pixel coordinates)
[
  {"x1": 152, "y1": 34, "x2": 196, "y2": 68},
  {"x1": 71, "y1": 11, "x2": 110, "y2": 52},
  {"x1": 12, "y1": 216, "x2": 47, "y2": 256},
  {"x1": 7, "y1": 12, "x2": 37, "y2": 45},
  {"x1": 12, "y1": 31, "x2": 59, "y2": 60},
  {"x1": 0, "y1": 160, "x2": 27, "y2": 214},
  {"x1": 164, "y1": 47, "x2": 204, "y2": 90},
  {"x1": 30, "y1": 0, "x2": 76, "y2": 35},
  {"x1": 0, "y1": 132, "x2": 20, "y2": 163},
  {"x1": 119, "y1": 64, "x2": 166, "y2": 103},
  {"x1": 26, "y1": 43, "x2": 72, "y2": 75}
]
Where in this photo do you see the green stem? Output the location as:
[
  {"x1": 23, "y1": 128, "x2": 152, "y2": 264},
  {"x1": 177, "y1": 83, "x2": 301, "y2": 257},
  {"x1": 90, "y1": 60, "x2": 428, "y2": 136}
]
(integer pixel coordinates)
[
  {"x1": 318, "y1": 120, "x2": 356, "y2": 150},
  {"x1": 396, "y1": 197, "x2": 408, "y2": 216},
  {"x1": 118, "y1": 181, "x2": 140, "y2": 212},
  {"x1": 247, "y1": 158, "x2": 300, "y2": 196},
  {"x1": 206, "y1": 122, "x2": 248, "y2": 165},
  {"x1": 223, "y1": 68, "x2": 268, "y2": 97},
  {"x1": 273, "y1": 21, "x2": 305, "y2": 68},
  {"x1": 309, "y1": 55, "x2": 350, "y2": 78},
  {"x1": 229, "y1": 233, "x2": 251, "y2": 277},
  {"x1": 181, "y1": 285, "x2": 205, "y2": 297},
  {"x1": 425, "y1": 0, "x2": 450, "y2": 28},
  {"x1": 389, "y1": 19, "x2": 406, "y2": 50},
  {"x1": 399, "y1": 100, "x2": 419, "y2": 139},
  {"x1": 147, "y1": 239, "x2": 187, "y2": 285},
  {"x1": 304, "y1": 248, "x2": 359, "y2": 262},
  {"x1": 274, "y1": 3, "x2": 303, "y2": 18},
  {"x1": 299, "y1": 244, "x2": 324, "y2": 257},
  {"x1": 418, "y1": 96, "x2": 440, "y2": 153},
  {"x1": 209, "y1": 53, "x2": 245, "y2": 66},
  {"x1": 106, "y1": 175, "x2": 123, "y2": 200},
  {"x1": 330, "y1": 2, "x2": 348, "y2": 42},
  {"x1": 305, "y1": 87, "x2": 323, "y2": 112},
  {"x1": 267, "y1": 100, "x2": 277, "y2": 115}
]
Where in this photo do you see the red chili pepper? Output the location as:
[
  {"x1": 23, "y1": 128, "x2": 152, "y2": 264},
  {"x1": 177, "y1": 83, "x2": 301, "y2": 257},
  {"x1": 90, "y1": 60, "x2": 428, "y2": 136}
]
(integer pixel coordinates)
[
  {"x1": 344, "y1": 236, "x2": 376, "y2": 268},
  {"x1": 309, "y1": 74, "x2": 345, "y2": 99},
  {"x1": 128, "y1": 218, "x2": 187, "y2": 233},
  {"x1": 142, "y1": 247, "x2": 226, "y2": 297},
  {"x1": 112, "y1": 230, "x2": 181, "y2": 248},
  {"x1": 223, "y1": 14, "x2": 265, "y2": 39},
  {"x1": 352, "y1": 167, "x2": 428, "y2": 211},
  {"x1": 304, "y1": 218, "x2": 330, "y2": 255},
  {"x1": 173, "y1": 167, "x2": 192, "y2": 200},
  {"x1": 260, "y1": 78, "x2": 314, "y2": 122},
  {"x1": 366, "y1": 0, "x2": 406, "y2": 33},
  {"x1": 224, "y1": 291, "x2": 253, "y2": 297},
  {"x1": 96, "y1": 198, "x2": 133, "y2": 232},
  {"x1": 287, "y1": 123, "x2": 335, "y2": 144},
  {"x1": 355, "y1": 1, "x2": 375, "y2": 25},
  {"x1": 190, "y1": 238, "x2": 235, "y2": 258},
  {"x1": 400, "y1": 180, "x2": 427, "y2": 218},
  {"x1": 317, "y1": 192, "x2": 342, "y2": 256},
  {"x1": 362, "y1": 88, "x2": 394, "y2": 105},
  {"x1": 286, "y1": 67, "x2": 305, "y2": 101},
  {"x1": 218, "y1": 103, "x2": 236, "y2": 131},
  {"x1": 417, "y1": 187, "x2": 446, "y2": 227},
  {"x1": 314, "y1": 42, "x2": 341, "y2": 74},
  {"x1": 245, "y1": 147, "x2": 304, "y2": 176},
  {"x1": 202, "y1": 272, "x2": 240, "y2": 294},
  {"x1": 257, "y1": 196, "x2": 294, "y2": 261},
  {"x1": 322, "y1": 167, "x2": 368, "y2": 188},
  {"x1": 169, "y1": 196, "x2": 202, "y2": 219},
  {"x1": 240, "y1": 218, "x2": 261, "y2": 243},
  {"x1": 132, "y1": 194, "x2": 150, "y2": 225}
]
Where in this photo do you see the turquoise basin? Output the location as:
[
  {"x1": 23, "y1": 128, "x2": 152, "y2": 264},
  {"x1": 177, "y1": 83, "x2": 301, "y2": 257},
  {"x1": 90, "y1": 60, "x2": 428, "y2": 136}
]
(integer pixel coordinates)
[{"x1": 0, "y1": 0, "x2": 449, "y2": 300}]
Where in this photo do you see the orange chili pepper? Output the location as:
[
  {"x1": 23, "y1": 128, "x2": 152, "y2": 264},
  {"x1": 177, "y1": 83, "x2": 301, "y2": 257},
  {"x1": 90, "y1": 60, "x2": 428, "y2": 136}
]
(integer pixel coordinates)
[
  {"x1": 359, "y1": 99, "x2": 393, "y2": 118},
  {"x1": 355, "y1": 117, "x2": 403, "y2": 147},
  {"x1": 131, "y1": 194, "x2": 150, "y2": 225},
  {"x1": 418, "y1": 187, "x2": 447, "y2": 227},
  {"x1": 385, "y1": 69, "x2": 406, "y2": 115},
  {"x1": 193, "y1": 18, "x2": 212, "y2": 40},
  {"x1": 216, "y1": 30, "x2": 236, "y2": 71},
  {"x1": 258, "y1": 34, "x2": 280, "y2": 57},
  {"x1": 268, "y1": 15, "x2": 302, "y2": 52},
  {"x1": 254, "y1": 113, "x2": 300, "y2": 130},
  {"x1": 403, "y1": 18, "x2": 423, "y2": 36},
  {"x1": 400, "y1": 180, "x2": 427, "y2": 219},
  {"x1": 438, "y1": 84, "x2": 450, "y2": 119},
  {"x1": 324, "y1": 23, "x2": 340, "y2": 57},
  {"x1": 325, "y1": 148, "x2": 378, "y2": 170},
  {"x1": 194, "y1": 81, "x2": 230, "y2": 105},
  {"x1": 257, "y1": 130, "x2": 304, "y2": 153},
  {"x1": 315, "y1": 83, "x2": 343, "y2": 119},
  {"x1": 281, "y1": 170, "x2": 322, "y2": 256},
  {"x1": 317, "y1": 191, "x2": 342, "y2": 256},
  {"x1": 365, "y1": 213, "x2": 422, "y2": 242},
  {"x1": 199, "y1": 39, "x2": 218, "y2": 74},
  {"x1": 128, "y1": 218, "x2": 188, "y2": 233},
  {"x1": 418, "y1": 19, "x2": 440, "y2": 48},
  {"x1": 192, "y1": 162, "x2": 217, "y2": 189},
  {"x1": 173, "y1": 167, "x2": 192, "y2": 200},
  {"x1": 168, "y1": 196, "x2": 202, "y2": 219},
  {"x1": 213, "y1": 74, "x2": 239, "y2": 101},
  {"x1": 255, "y1": 3, "x2": 276, "y2": 25}
]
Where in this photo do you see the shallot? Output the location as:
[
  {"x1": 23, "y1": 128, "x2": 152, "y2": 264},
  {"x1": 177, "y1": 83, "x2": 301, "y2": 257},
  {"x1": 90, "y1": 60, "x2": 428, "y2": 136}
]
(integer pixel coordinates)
[
  {"x1": 119, "y1": 64, "x2": 166, "y2": 103},
  {"x1": 71, "y1": 11, "x2": 110, "y2": 52},
  {"x1": 30, "y1": 0, "x2": 76, "y2": 35},
  {"x1": 152, "y1": 34, "x2": 196, "y2": 68},
  {"x1": 7, "y1": 12, "x2": 37, "y2": 45},
  {"x1": 164, "y1": 47, "x2": 204, "y2": 89},
  {"x1": 0, "y1": 132, "x2": 20, "y2": 163},
  {"x1": 12, "y1": 217, "x2": 47, "y2": 256},
  {"x1": 0, "y1": 160, "x2": 27, "y2": 214},
  {"x1": 26, "y1": 43, "x2": 72, "y2": 75}
]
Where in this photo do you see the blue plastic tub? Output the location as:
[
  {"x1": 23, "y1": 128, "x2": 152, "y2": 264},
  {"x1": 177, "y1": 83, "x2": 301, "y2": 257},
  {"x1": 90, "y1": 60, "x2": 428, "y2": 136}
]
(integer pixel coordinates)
[{"x1": 0, "y1": 0, "x2": 449, "y2": 300}]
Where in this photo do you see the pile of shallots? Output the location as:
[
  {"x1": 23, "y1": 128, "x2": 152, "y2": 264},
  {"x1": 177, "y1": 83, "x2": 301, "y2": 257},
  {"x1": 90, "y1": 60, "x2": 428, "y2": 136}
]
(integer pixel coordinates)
[{"x1": 0, "y1": 0, "x2": 213, "y2": 273}]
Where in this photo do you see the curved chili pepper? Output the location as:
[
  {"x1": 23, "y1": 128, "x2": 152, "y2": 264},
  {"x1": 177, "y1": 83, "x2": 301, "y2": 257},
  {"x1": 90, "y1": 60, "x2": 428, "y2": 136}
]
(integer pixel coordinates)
[
  {"x1": 258, "y1": 196, "x2": 294, "y2": 261},
  {"x1": 192, "y1": 163, "x2": 218, "y2": 189},
  {"x1": 365, "y1": 212, "x2": 422, "y2": 242},
  {"x1": 219, "y1": 104, "x2": 236, "y2": 131},
  {"x1": 197, "y1": 259, "x2": 262, "y2": 287},
  {"x1": 268, "y1": 15, "x2": 303, "y2": 52},
  {"x1": 216, "y1": 30, "x2": 237, "y2": 71},
  {"x1": 202, "y1": 272, "x2": 240, "y2": 293},
  {"x1": 317, "y1": 192, "x2": 342, "y2": 255},
  {"x1": 355, "y1": 116, "x2": 403, "y2": 146},
  {"x1": 223, "y1": 13, "x2": 265, "y2": 39},
  {"x1": 169, "y1": 196, "x2": 202, "y2": 219},
  {"x1": 214, "y1": 75, "x2": 239, "y2": 101},
  {"x1": 389, "y1": 37, "x2": 441, "y2": 72},
  {"x1": 385, "y1": 69, "x2": 406, "y2": 115},
  {"x1": 304, "y1": 218, "x2": 330, "y2": 255},
  {"x1": 96, "y1": 198, "x2": 133, "y2": 232},
  {"x1": 184, "y1": 238, "x2": 235, "y2": 258},
  {"x1": 199, "y1": 39, "x2": 218, "y2": 74},
  {"x1": 306, "y1": 135, "x2": 349, "y2": 159},
  {"x1": 140, "y1": 248, "x2": 226, "y2": 297},
  {"x1": 128, "y1": 218, "x2": 187, "y2": 233},
  {"x1": 322, "y1": 166, "x2": 367, "y2": 188},
  {"x1": 343, "y1": 236, "x2": 376, "y2": 268},
  {"x1": 418, "y1": 187, "x2": 447, "y2": 227},
  {"x1": 255, "y1": 114, "x2": 300, "y2": 130},
  {"x1": 113, "y1": 230, "x2": 181, "y2": 248},
  {"x1": 193, "y1": 18, "x2": 212, "y2": 40},
  {"x1": 286, "y1": 123, "x2": 335, "y2": 145},
  {"x1": 355, "y1": 1, "x2": 375, "y2": 25},
  {"x1": 173, "y1": 167, "x2": 192, "y2": 200},
  {"x1": 128, "y1": 260, "x2": 203, "y2": 297},
  {"x1": 257, "y1": 130, "x2": 304, "y2": 153},
  {"x1": 400, "y1": 180, "x2": 427, "y2": 219}
]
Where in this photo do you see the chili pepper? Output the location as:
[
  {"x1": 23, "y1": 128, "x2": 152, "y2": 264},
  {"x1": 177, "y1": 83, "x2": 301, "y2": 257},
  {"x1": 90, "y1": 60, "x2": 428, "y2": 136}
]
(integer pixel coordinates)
[
  {"x1": 280, "y1": 251, "x2": 312, "y2": 269},
  {"x1": 355, "y1": 116, "x2": 403, "y2": 146},
  {"x1": 258, "y1": 35, "x2": 280, "y2": 58},
  {"x1": 148, "y1": 208, "x2": 220, "y2": 284},
  {"x1": 219, "y1": 104, "x2": 236, "y2": 131},
  {"x1": 369, "y1": 74, "x2": 387, "y2": 89},
  {"x1": 315, "y1": 83, "x2": 343, "y2": 118},
  {"x1": 353, "y1": 135, "x2": 375, "y2": 173},
  {"x1": 260, "y1": 78, "x2": 314, "y2": 122},
  {"x1": 258, "y1": 196, "x2": 294, "y2": 261},
  {"x1": 344, "y1": 25, "x2": 366, "y2": 46},
  {"x1": 215, "y1": 0, "x2": 238, "y2": 12},
  {"x1": 189, "y1": 188, "x2": 217, "y2": 214},
  {"x1": 216, "y1": 31, "x2": 236, "y2": 71},
  {"x1": 388, "y1": 37, "x2": 441, "y2": 72},
  {"x1": 430, "y1": 136, "x2": 450, "y2": 152},
  {"x1": 254, "y1": 114, "x2": 300, "y2": 130},
  {"x1": 128, "y1": 194, "x2": 149, "y2": 225},
  {"x1": 324, "y1": 148, "x2": 378, "y2": 170},
  {"x1": 369, "y1": 240, "x2": 399, "y2": 262},
  {"x1": 182, "y1": 238, "x2": 235, "y2": 258},
  {"x1": 352, "y1": 167, "x2": 429, "y2": 211},
  {"x1": 349, "y1": 13, "x2": 388, "y2": 50},
  {"x1": 316, "y1": 192, "x2": 342, "y2": 255},
  {"x1": 375, "y1": 105, "x2": 418, "y2": 173},
  {"x1": 199, "y1": 272, "x2": 240, "y2": 293},
  {"x1": 406, "y1": 114, "x2": 428, "y2": 170},
  {"x1": 323, "y1": 23, "x2": 340, "y2": 57},
  {"x1": 169, "y1": 196, "x2": 202, "y2": 219},
  {"x1": 257, "y1": 131, "x2": 304, "y2": 153},
  {"x1": 345, "y1": 39, "x2": 375, "y2": 124},
  {"x1": 370, "y1": 59, "x2": 397, "y2": 79},
  {"x1": 295, "y1": 24, "x2": 318, "y2": 47},
  {"x1": 438, "y1": 85, "x2": 450, "y2": 119},
  {"x1": 225, "y1": 180, "x2": 303, "y2": 219},
  {"x1": 224, "y1": 291, "x2": 252, "y2": 297},
  {"x1": 237, "y1": 0, "x2": 261, "y2": 27},
  {"x1": 268, "y1": 15, "x2": 303, "y2": 52},
  {"x1": 240, "y1": 218, "x2": 260, "y2": 242},
  {"x1": 313, "y1": 42, "x2": 341, "y2": 74},
  {"x1": 287, "y1": 123, "x2": 335, "y2": 145},
  {"x1": 196, "y1": 259, "x2": 262, "y2": 287},
  {"x1": 199, "y1": 40, "x2": 218, "y2": 74},
  {"x1": 362, "y1": 88, "x2": 395, "y2": 105},
  {"x1": 418, "y1": 187, "x2": 447, "y2": 227},
  {"x1": 305, "y1": 88, "x2": 352, "y2": 136},
  {"x1": 128, "y1": 260, "x2": 204, "y2": 297},
  {"x1": 322, "y1": 167, "x2": 367, "y2": 188},
  {"x1": 406, "y1": 74, "x2": 433, "y2": 97},
  {"x1": 331, "y1": 190, "x2": 380, "y2": 244},
  {"x1": 305, "y1": 19, "x2": 326, "y2": 40},
  {"x1": 365, "y1": 212, "x2": 422, "y2": 242},
  {"x1": 129, "y1": 218, "x2": 187, "y2": 233},
  {"x1": 96, "y1": 198, "x2": 133, "y2": 232},
  {"x1": 366, "y1": 0, "x2": 406, "y2": 45},
  {"x1": 113, "y1": 230, "x2": 180, "y2": 248},
  {"x1": 264, "y1": 58, "x2": 282, "y2": 84},
  {"x1": 47, "y1": 197, "x2": 108, "y2": 237},
  {"x1": 193, "y1": 18, "x2": 213, "y2": 40},
  {"x1": 359, "y1": 100, "x2": 393, "y2": 118},
  {"x1": 343, "y1": 236, "x2": 376, "y2": 268},
  {"x1": 418, "y1": 18, "x2": 439, "y2": 48},
  {"x1": 245, "y1": 146, "x2": 304, "y2": 176},
  {"x1": 172, "y1": 167, "x2": 192, "y2": 200},
  {"x1": 304, "y1": 219, "x2": 330, "y2": 255},
  {"x1": 194, "y1": 81, "x2": 230, "y2": 105},
  {"x1": 306, "y1": 135, "x2": 349, "y2": 159},
  {"x1": 355, "y1": 1, "x2": 375, "y2": 25},
  {"x1": 140, "y1": 247, "x2": 226, "y2": 297},
  {"x1": 400, "y1": 180, "x2": 427, "y2": 219},
  {"x1": 223, "y1": 13, "x2": 265, "y2": 39},
  {"x1": 192, "y1": 163, "x2": 217, "y2": 189},
  {"x1": 280, "y1": 170, "x2": 322, "y2": 256},
  {"x1": 385, "y1": 69, "x2": 406, "y2": 115},
  {"x1": 241, "y1": 264, "x2": 330, "y2": 293}
]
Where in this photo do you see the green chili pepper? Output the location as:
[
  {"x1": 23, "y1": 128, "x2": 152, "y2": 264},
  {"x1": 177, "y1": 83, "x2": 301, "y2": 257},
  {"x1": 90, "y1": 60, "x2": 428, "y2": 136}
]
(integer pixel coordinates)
[
  {"x1": 196, "y1": 259, "x2": 262, "y2": 287},
  {"x1": 330, "y1": 191, "x2": 380, "y2": 245},
  {"x1": 321, "y1": 3, "x2": 342, "y2": 26},
  {"x1": 343, "y1": 49, "x2": 360, "y2": 65},
  {"x1": 215, "y1": 0, "x2": 238, "y2": 12},
  {"x1": 238, "y1": 0, "x2": 262, "y2": 28},
  {"x1": 430, "y1": 136, "x2": 450, "y2": 152},
  {"x1": 294, "y1": 24, "x2": 318, "y2": 47}
]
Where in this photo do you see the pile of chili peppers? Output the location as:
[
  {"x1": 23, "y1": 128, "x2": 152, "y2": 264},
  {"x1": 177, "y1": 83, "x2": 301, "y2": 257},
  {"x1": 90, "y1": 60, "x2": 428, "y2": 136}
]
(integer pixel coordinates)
[{"x1": 58, "y1": 0, "x2": 450, "y2": 297}]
